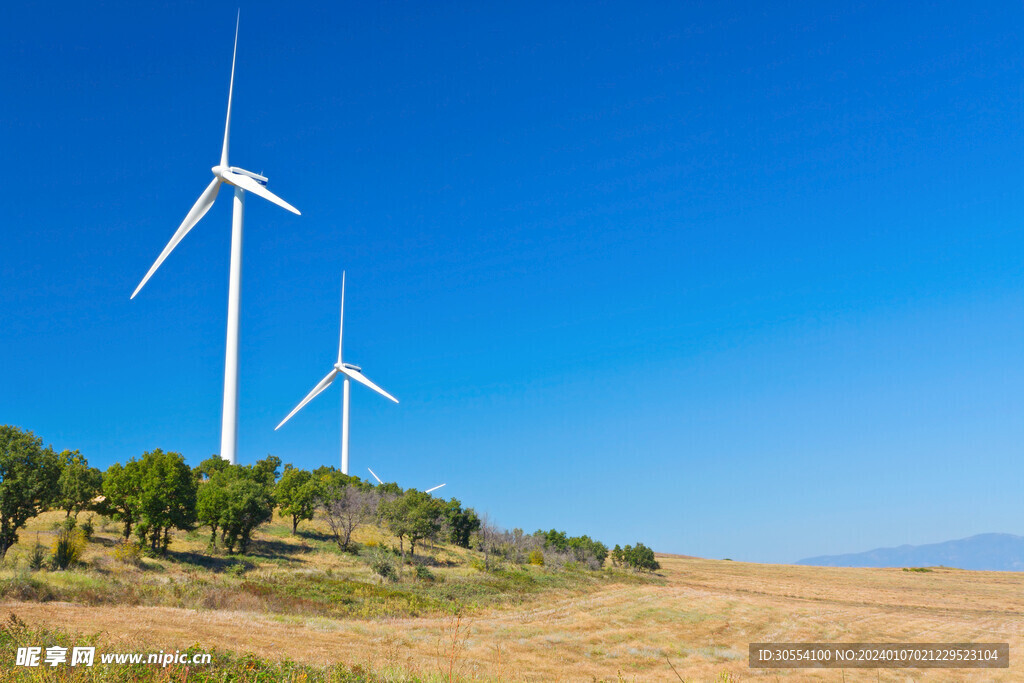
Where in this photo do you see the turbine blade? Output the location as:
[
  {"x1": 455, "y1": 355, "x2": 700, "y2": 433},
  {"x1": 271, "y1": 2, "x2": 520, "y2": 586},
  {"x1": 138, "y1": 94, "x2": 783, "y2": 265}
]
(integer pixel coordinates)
[
  {"x1": 367, "y1": 467, "x2": 383, "y2": 485},
  {"x1": 223, "y1": 171, "x2": 300, "y2": 215},
  {"x1": 339, "y1": 366, "x2": 398, "y2": 403},
  {"x1": 425, "y1": 483, "x2": 446, "y2": 494},
  {"x1": 338, "y1": 272, "x2": 345, "y2": 364},
  {"x1": 221, "y1": 12, "x2": 239, "y2": 167},
  {"x1": 131, "y1": 178, "x2": 221, "y2": 299},
  {"x1": 275, "y1": 368, "x2": 338, "y2": 430}
]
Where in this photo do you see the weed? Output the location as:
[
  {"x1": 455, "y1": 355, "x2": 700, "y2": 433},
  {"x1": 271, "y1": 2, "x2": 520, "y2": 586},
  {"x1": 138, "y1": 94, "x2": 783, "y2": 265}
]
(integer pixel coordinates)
[{"x1": 435, "y1": 613, "x2": 470, "y2": 683}]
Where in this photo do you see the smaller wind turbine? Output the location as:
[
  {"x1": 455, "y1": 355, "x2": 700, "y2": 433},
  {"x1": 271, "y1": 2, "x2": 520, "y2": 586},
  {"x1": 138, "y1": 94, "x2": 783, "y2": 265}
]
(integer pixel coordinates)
[
  {"x1": 367, "y1": 467, "x2": 446, "y2": 495},
  {"x1": 275, "y1": 272, "x2": 397, "y2": 474}
]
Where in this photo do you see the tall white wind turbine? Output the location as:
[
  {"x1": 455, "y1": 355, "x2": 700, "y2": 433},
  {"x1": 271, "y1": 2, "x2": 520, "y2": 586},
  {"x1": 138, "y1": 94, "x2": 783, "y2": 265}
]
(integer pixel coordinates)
[
  {"x1": 275, "y1": 273, "x2": 398, "y2": 474},
  {"x1": 131, "y1": 14, "x2": 300, "y2": 465}
]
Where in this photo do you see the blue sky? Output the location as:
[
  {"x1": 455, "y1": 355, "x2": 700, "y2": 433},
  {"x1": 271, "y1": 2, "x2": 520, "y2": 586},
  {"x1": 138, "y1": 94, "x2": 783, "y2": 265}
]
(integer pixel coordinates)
[{"x1": 2, "y1": 0, "x2": 1023, "y2": 563}]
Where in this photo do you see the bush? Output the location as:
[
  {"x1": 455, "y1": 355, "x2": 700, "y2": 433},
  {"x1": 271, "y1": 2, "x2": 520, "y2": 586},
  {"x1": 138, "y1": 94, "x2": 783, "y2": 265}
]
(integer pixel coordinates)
[
  {"x1": 414, "y1": 564, "x2": 435, "y2": 582},
  {"x1": 368, "y1": 547, "x2": 397, "y2": 583},
  {"x1": 528, "y1": 549, "x2": 544, "y2": 566},
  {"x1": 80, "y1": 515, "x2": 95, "y2": 541},
  {"x1": 52, "y1": 528, "x2": 86, "y2": 570},
  {"x1": 27, "y1": 536, "x2": 46, "y2": 572},
  {"x1": 112, "y1": 539, "x2": 143, "y2": 567}
]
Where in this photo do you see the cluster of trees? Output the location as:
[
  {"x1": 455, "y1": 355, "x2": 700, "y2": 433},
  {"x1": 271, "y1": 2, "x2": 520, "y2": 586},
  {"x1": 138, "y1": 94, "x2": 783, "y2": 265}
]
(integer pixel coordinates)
[
  {"x1": 610, "y1": 542, "x2": 660, "y2": 571},
  {"x1": 0, "y1": 426, "x2": 660, "y2": 575},
  {"x1": 305, "y1": 469, "x2": 482, "y2": 564},
  {"x1": 473, "y1": 524, "x2": 611, "y2": 570},
  {"x1": 0, "y1": 426, "x2": 481, "y2": 563}
]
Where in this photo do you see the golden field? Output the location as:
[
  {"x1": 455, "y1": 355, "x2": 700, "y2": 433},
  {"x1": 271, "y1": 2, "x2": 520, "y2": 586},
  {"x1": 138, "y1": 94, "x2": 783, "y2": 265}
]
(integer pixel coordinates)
[{"x1": 0, "y1": 513, "x2": 1021, "y2": 681}]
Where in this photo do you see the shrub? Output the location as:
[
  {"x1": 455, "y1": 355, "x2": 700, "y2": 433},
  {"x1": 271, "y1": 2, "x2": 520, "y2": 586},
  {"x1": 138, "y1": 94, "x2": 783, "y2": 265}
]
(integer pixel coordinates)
[
  {"x1": 414, "y1": 564, "x2": 435, "y2": 582},
  {"x1": 528, "y1": 549, "x2": 544, "y2": 566},
  {"x1": 52, "y1": 528, "x2": 86, "y2": 570},
  {"x1": 369, "y1": 548, "x2": 397, "y2": 583},
  {"x1": 80, "y1": 515, "x2": 95, "y2": 541},
  {"x1": 112, "y1": 539, "x2": 143, "y2": 567},
  {"x1": 27, "y1": 535, "x2": 46, "y2": 572}
]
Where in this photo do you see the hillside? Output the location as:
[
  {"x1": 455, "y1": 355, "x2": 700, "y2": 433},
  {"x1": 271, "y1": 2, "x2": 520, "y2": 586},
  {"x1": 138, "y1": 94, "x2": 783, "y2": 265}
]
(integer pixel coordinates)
[
  {"x1": 1, "y1": 512, "x2": 1023, "y2": 680},
  {"x1": 796, "y1": 533, "x2": 1024, "y2": 571}
]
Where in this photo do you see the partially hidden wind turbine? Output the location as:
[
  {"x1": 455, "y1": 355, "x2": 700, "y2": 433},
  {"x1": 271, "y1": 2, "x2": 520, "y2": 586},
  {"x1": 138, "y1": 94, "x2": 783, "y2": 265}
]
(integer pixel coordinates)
[
  {"x1": 130, "y1": 14, "x2": 300, "y2": 465},
  {"x1": 275, "y1": 273, "x2": 398, "y2": 474},
  {"x1": 367, "y1": 467, "x2": 445, "y2": 494}
]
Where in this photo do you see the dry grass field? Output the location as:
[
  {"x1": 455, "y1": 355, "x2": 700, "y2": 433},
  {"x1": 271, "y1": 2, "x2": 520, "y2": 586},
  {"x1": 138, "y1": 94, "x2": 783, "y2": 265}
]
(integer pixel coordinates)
[{"x1": 0, "y1": 513, "x2": 1021, "y2": 681}]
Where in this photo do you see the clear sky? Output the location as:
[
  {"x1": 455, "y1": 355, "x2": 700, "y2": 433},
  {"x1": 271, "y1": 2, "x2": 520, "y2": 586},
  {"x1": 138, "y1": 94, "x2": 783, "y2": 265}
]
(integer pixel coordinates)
[{"x1": 2, "y1": 0, "x2": 1023, "y2": 564}]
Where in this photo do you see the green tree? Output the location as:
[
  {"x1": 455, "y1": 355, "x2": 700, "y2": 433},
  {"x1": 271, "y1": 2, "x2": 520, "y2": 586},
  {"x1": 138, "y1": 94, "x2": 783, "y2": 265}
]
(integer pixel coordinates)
[
  {"x1": 403, "y1": 491, "x2": 444, "y2": 559},
  {"x1": 220, "y1": 469, "x2": 274, "y2": 553},
  {"x1": 622, "y1": 542, "x2": 660, "y2": 572},
  {"x1": 568, "y1": 534, "x2": 609, "y2": 567},
  {"x1": 198, "y1": 462, "x2": 275, "y2": 554},
  {"x1": 196, "y1": 471, "x2": 230, "y2": 549},
  {"x1": 379, "y1": 493, "x2": 414, "y2": 566},
  {"x1": 56, "y1": 450, "x2": 103, "y2": 518},
  {"x1": 541, "y1": 528, "x2": 569, "y2": 552},
  {"x1": 102, "y1": 460, "x2": 143, "y2": 539},
  {"x1": 276, "y1": 465, "x2": 318, "y2": 534},
  {"x1": 135, "y1": 449, "x2": 197, "y2": 554},
  {"x1": 441, "y1": 498, "x2": 480, "y2": 548},
  {"x1": 0, "y1": 426, "x2": 62, "y2": 558}
]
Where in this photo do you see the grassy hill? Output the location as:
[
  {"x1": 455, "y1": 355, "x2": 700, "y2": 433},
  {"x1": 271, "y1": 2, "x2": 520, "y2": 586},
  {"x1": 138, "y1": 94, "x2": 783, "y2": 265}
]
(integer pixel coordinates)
[{"x1": 1, "y1": 512, "x2": 1023, "y2": 681}]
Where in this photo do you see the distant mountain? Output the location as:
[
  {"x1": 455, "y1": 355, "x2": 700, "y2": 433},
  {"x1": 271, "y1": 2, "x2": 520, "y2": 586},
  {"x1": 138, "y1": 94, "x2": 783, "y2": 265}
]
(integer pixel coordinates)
[{"x1": 796, "y1": 533, "x2": 1024, "y2": 571}]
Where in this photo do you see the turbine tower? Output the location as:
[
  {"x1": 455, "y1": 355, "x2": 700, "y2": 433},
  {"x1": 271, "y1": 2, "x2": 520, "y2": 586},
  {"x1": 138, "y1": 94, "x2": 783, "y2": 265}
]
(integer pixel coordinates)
[
  {"x1": 275, "y1": 273, "x2": 398, "y2": 474},
  {"x1": 131, "y1": 14, "x2": 300, "y2": 464}
]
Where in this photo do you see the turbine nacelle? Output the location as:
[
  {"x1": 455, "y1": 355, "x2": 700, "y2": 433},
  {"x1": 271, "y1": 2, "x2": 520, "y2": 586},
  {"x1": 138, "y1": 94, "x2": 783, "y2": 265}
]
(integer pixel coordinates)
[
  {"x1": 213, "y1": 165, "x2": 269, "y2": 187},
  {"x1": 338, "y1": 362, "x2": 362, "y2": 372}
]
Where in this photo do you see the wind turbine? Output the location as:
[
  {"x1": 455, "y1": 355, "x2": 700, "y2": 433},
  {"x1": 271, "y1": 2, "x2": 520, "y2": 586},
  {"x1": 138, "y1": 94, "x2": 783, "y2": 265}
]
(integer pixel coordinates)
[
  {"x1": 367, "y1": 467, "x2": 446, "y2": 495},
  {"x1": 130, "y1": 14, "x2": 300, "y2": 465},
  {"x1": 275, "y1": 273, "x2": 398, "y2": 474}
]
